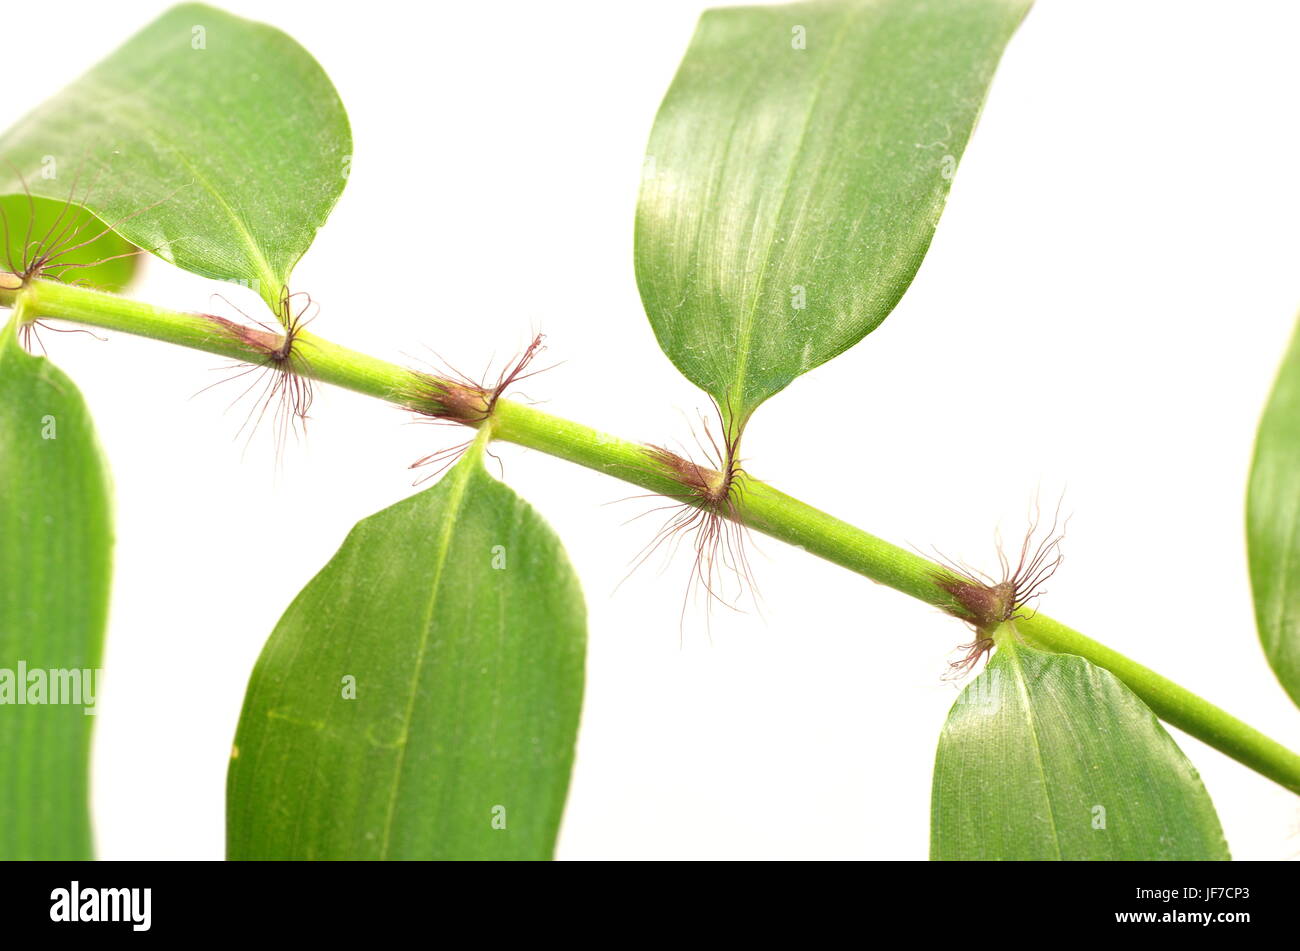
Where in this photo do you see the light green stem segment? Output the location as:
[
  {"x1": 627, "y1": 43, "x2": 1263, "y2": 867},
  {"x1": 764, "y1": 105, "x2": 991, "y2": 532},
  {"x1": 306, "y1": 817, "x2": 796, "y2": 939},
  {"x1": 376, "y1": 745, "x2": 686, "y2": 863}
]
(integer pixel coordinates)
[{"x1": 6, "y1": 277, "x2": 1300, "y2": 795}]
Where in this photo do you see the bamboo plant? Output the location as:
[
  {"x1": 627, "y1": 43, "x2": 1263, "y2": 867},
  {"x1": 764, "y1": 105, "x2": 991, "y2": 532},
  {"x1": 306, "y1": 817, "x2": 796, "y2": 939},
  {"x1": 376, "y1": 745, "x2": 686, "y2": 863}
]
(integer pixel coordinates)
[{"x1": 2, "y1": 1, "x2": 1298, "y2": 861}]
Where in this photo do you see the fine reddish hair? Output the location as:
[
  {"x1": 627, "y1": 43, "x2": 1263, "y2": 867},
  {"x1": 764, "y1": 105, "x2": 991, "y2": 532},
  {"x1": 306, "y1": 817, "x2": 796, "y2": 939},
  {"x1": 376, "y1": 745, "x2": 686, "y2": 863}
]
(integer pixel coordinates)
[
  {"x1": 197, "y1": 287, "x2": 317, "y2": 461},
  {"x1": 1, "y1": 158, "x2": 172, "y2": 353},
  {"x1": 931, "y1": 495, "x2": 1067, "y2": 677},
  {"x1": 407, "y1": 333, "x2": 550, "y2": 484},
  {"x1": 0, "y1": 158, "x2": 158, "y2": 286},
  {"x1": 621, "y1": 404, "x2": 757, "y2": 633}
]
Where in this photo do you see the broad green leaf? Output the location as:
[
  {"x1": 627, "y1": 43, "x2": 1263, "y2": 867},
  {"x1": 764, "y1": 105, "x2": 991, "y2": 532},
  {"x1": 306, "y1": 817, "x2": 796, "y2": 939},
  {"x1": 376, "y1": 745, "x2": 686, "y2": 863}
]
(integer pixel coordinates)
[
  {"x1": 0, "y1": 195, "x2": 139, "y2": 293},
  {"x1": 0, "y1": 316, "x2": 113, "y2": 859},
  {"x1": 1248, "y1": 312, "x2": 1300, "y2": 708},
  {"x1": 931, "y1": 639, "x2": 1229, "y2": 860},
  {"x1": 635, "y1": 0, "x2": 1030, "y2": 426},
  {"x1": 227, "y1": 441, "x2": 587, "y2": 860},
  {"x1": 0, "y1": 3, "x2": 351, "y2": 313}
]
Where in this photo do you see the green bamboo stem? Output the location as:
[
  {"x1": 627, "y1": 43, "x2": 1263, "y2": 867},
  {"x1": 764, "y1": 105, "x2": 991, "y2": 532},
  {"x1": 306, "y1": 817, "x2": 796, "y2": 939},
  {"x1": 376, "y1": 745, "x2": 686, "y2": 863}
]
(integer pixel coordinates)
[{"x1": 5, "y1": 276, "x2": 1300, "y2": 795}]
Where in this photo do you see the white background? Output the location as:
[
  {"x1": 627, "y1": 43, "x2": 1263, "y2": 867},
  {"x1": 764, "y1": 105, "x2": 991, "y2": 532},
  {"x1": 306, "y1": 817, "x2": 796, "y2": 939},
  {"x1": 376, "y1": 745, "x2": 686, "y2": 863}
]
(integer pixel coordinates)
[{"x1": 4, "y1": 0, "x2": 1300, "y2": 860}]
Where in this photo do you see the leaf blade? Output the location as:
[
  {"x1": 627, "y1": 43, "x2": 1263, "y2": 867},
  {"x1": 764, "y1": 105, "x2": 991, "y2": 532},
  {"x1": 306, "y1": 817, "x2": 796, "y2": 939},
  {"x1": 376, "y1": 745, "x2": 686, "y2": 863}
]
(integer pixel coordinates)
[
  {"x1": 0, "y1": 3, "x2": 351, "y2": 311},
  {"x1": 1248, "y1": 312, "x2": 1300, "y2": 708},
  {"x1": 931, "y1": 641, "x2": 1229, "y2": 860},
  {"x1": 227, "y1": 448, "x2": 587, "y2": 860},
  {"x1": 0, "y1": 318, "x2": 113, "y2": 859},
  {"x1": 635, "y1": 0, "x2": 1030, "y2": 423}
]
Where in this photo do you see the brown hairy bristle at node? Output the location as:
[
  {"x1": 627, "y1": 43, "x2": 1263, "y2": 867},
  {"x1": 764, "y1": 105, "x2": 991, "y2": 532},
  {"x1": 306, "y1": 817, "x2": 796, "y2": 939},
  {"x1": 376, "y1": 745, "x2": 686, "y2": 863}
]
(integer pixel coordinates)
[
  {"x1": 195, "y1": 287, "x2": 318, "y2": 463},
  {"x1": 617, "y1": 401, "x2": 757, "y2": 635},
  {"x1": 407, "y1": 333, "x2": 551, "y2": 485},
  {"x1": 1, "y1": 155, "x2": 177, "y2": 354},
  {"x1": 930, "y1": 494, "x2": 1068, "y2": 677}
]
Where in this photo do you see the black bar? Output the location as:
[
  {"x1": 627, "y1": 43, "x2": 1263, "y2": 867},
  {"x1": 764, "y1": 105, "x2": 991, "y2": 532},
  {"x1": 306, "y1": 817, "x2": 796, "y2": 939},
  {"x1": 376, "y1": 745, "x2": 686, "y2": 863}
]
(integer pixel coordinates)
[{"x1": 0, "y1": 860, "x2": 1288, "y2": 937}]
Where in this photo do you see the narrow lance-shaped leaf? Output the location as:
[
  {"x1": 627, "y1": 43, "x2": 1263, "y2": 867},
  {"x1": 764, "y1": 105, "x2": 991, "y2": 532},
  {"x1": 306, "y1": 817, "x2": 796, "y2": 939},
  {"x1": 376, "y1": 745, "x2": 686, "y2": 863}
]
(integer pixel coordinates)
[
  {"x1": 636, "y1": 0, "x2": 1031, "y2": 427},
  {"x1": 0, "y1": 314, "x2": 113, "y2": 859},
  {"x1": 1247, "y1": 311, "x2": 1300, "y2": 709},
  {"x1": 227, "y1": 435, "x2": 587, "y2": 860},
  {"x1": 931, "y1": 636, "x2": 1229, "y2": 860},
  {"x1": 0, "y1": 3, "x2": 351, "y2": 313}
]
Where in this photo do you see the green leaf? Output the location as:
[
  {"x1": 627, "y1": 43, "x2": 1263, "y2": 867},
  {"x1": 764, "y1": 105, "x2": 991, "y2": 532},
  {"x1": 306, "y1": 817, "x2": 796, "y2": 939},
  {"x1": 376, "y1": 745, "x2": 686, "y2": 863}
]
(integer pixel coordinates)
[
  {"x1": 931, "y1": 639, "x2": 1229, "y2": 860},
  {"x1": 227, "y1": 439, "x2": 587, "y2": 860},
  {"x1": 1248, "y1": 312, "x2": 1300, "y2": 708},
  {"x1": 0, "y1": 194, "x2": 139, "y2": 293},
  {"x1": 635, "y1": 0, "x2": 1030, "y2": 426},
  {"x1": 0, "y1": 3, "x2": 351, "y2": 313},
  {"x1": 0, "y1": 314, "x2": 112, "y2": 860}
]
